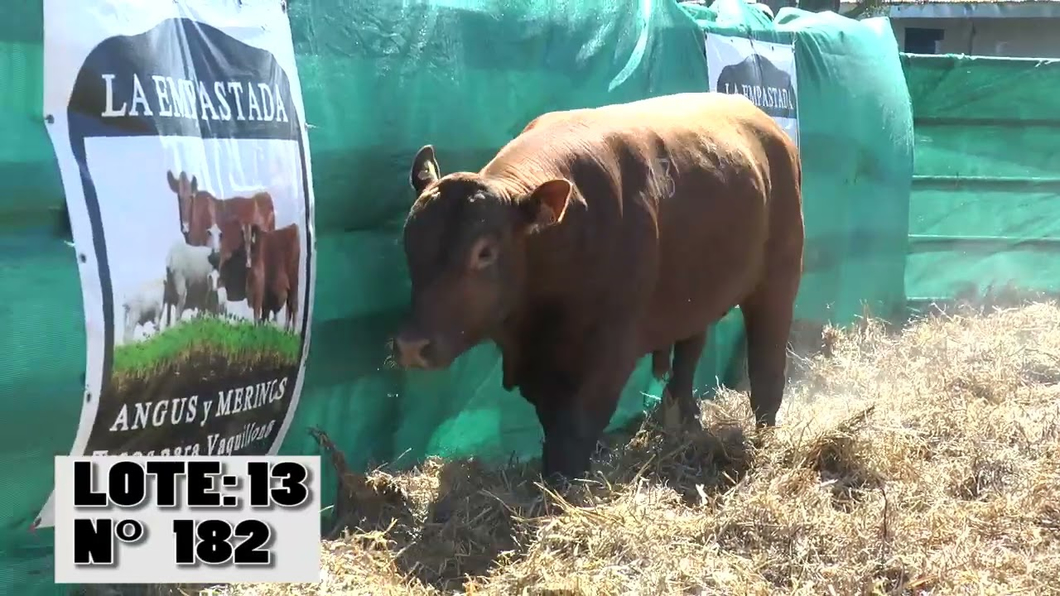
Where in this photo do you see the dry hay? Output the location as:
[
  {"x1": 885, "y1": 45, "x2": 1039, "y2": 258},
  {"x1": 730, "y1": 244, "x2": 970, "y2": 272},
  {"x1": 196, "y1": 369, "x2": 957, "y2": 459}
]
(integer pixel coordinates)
[{"x1": 209, "y1": 303, "x2": 1060, "y2": 596}]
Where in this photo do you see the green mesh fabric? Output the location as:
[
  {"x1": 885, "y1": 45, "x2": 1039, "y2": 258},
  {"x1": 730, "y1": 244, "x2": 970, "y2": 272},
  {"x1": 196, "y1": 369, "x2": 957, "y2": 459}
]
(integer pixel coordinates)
[
  {"x1": 0, "y1": 1, "x2": 912, "y2": 591},
  {"x1": 902, "y1": 53, "x2": 1060, "y2": 310}
]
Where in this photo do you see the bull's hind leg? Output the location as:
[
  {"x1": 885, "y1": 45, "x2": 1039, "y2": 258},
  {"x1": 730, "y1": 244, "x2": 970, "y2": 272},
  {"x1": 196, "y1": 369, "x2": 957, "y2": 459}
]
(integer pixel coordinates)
[
  {"x1": 739, "y1": 276, "x2": 799, "y2": 427},
  {"x1": 662, "y1": 331, "x2": 707, "y2": 431}
]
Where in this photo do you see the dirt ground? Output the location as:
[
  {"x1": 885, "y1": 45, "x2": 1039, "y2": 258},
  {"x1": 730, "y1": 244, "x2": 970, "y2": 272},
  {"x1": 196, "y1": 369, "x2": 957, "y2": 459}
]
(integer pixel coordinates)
[{"x1": 191, "y1": 302, "x2": 1060, "y2": 595}]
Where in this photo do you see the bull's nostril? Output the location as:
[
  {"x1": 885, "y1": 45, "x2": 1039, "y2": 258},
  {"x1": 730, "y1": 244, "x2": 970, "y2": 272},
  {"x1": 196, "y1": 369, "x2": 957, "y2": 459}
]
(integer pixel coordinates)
[
  {"x1": 395, "y1": 336, "x2": 432, "y2": 368},
  {"x1": 419, "y1": 340, "x2": 435, "y2": 364}
]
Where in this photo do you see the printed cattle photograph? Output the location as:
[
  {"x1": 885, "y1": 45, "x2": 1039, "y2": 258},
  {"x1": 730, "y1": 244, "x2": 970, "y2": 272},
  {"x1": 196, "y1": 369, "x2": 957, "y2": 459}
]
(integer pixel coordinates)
[{"x1": 80, "y1": 135, "x2": 310, "y2": 455}]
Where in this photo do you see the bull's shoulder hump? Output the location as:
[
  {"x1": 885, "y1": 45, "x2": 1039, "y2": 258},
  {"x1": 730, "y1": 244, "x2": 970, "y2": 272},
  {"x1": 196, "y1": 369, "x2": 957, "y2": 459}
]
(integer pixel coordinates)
[
  {"x1": 649, "y1": 95, "x2": 787, "y2": 147},
  {"x1": 529, "y1": 96, "x2": 763, "y2": 140},
  {"x1": 492, "y1": 94, "x2": 780, "y2": 170},
  {"x1": 599, "y1": 92, "x2": 761, "y2": 122}
]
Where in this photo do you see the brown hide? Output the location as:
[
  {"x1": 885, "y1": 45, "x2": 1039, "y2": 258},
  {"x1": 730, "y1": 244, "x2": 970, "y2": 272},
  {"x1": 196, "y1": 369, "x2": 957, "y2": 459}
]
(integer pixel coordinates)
[
  {"x1": 166, "y1": 169, "x2": 276, "y2": 248},
  {"x1": 398, "y1": 92, "x2": 804, "y2": 481},
  {"x1": 209, "y1": 194, "x2": 277, "y2": 303},
  {"x1": 166, "y1": 170, "x2": 278, "y2": 302},
  {"x1": 245, "y1": 223, "x2": 301, "y2": 332},
  {"x1": 197, "y1": 192, "x2": 277, "y2": 247},
  {"x1": 214, "y1": 196, "x2": 276, "y2": 302}
]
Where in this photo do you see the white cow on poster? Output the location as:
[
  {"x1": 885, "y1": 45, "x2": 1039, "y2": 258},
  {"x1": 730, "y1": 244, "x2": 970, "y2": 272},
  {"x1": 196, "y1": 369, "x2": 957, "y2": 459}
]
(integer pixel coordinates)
[
  {"x1": 121, "y1": 278, "x2": 165, "y2": 344},
  {"x1": 163, "y1": 240, "x2": 225, "y2": 326}
]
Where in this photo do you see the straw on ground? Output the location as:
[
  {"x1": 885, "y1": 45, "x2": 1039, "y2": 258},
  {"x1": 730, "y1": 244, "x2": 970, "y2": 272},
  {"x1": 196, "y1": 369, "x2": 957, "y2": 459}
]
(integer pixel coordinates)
[{"x1": 215, "y1": 302, "x2": 1060, "y2": 595}]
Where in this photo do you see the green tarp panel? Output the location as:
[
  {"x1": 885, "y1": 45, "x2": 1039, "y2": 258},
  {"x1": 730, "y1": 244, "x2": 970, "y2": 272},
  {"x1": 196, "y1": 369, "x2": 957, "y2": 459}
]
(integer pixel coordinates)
[
  {"x1": 902, "y1": 53, "x2": 1060, "y2": 309},
  {"x1": 0, "y1": 1, "x2": 911, "y2": 592}
]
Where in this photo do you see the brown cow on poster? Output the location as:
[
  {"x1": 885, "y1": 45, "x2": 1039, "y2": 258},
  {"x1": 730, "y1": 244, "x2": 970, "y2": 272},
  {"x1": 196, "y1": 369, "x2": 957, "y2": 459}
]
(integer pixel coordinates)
[
  {"x1": 167, "y1": 170, "x2": 277, "y2": 247},
  {"x1": 391, "y1": 92, "x2": 805, "y2": 484},
  {"x1": 213, "y1": 216, "x2": 253, "y2": 302},
  {"x1": 167, "y1": 170, "x2": 277, "y2": 301},
  {"x1": 243, "y1": 222, "x2": 301, "y2": 332}
]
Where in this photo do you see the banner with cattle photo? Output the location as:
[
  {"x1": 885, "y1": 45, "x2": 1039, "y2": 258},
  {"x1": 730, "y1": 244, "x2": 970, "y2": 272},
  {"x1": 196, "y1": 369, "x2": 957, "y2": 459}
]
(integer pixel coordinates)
[
  {"x1": 35, "y1": 0, "x2": 316, "y2": 528},
  {"x1": 705, "y1": 33, "x2": 800, "y2": 148}
]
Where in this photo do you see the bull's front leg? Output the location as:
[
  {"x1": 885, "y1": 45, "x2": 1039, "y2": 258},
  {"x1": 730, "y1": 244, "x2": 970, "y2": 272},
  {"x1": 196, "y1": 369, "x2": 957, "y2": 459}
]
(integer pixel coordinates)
[{"x1": 536, "y1": 334, "x2": 639, "y2": 486}]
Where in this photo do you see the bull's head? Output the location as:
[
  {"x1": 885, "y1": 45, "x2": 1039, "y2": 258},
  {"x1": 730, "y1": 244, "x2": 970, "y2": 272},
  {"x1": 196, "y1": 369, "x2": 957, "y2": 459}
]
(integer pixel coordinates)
[
  {"x1": 167, "y1": 170, "x2": 198, "y2": 239},
  {"x1": 393, "y1": 145, "x2": 573, "y2": 370}
]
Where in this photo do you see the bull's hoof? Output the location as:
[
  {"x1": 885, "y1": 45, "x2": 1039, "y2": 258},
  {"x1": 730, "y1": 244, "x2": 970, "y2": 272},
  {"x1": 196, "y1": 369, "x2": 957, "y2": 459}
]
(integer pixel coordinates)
[
  {"x1": 540, "y1": 458, "x2": 593, "y2": 490},
  {"x1": 661, "y1": 389, "x2": 704, "y2": 434},
  {"x1": 540, "y1": 470, "x2": 578, "y2": 494},
  {"x1": 754, "y1": 412, "x2": 779, "y2": 428},
  {"x1": 679, "y1": 403, "x2": 704, "y2": 432},
  {"x1": 661, "y1": 388, "x2": 683, "y2": 433},
  {"x1": 751, "y1": 421, "x2": 778, "y2": 449}
]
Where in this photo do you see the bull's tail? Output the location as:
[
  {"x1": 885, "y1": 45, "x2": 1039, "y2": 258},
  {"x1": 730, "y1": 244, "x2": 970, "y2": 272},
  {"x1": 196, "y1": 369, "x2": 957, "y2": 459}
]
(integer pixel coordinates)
[
  {"x1": 789, "y1": 141, "x2": 804, "y2": 275},
  {"x1": 736, "y1": 129, "x2": 804, "y2": 428}
]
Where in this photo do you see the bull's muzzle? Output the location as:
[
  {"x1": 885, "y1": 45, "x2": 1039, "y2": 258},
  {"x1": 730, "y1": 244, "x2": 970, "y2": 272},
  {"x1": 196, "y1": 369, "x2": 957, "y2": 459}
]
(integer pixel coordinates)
[{"x1": 393, "y1": 333, "x2": 434, "y2": 370}]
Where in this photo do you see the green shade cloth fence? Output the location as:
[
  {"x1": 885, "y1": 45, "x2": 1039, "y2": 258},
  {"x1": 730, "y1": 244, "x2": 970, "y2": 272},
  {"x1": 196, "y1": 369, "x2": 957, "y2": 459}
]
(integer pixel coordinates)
[
  {"x1": 0, "y1": 1, "x2": 914, "y2": 591},
  {"x1": 902, "y1": 53, "x2": 1060, "y2": 310}
]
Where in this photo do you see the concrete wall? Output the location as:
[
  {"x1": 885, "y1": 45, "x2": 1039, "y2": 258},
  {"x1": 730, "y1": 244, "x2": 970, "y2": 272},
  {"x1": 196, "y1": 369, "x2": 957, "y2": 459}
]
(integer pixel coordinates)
[{"x1": 891, "y1": 17, "x2": 1060, "y2": 58}]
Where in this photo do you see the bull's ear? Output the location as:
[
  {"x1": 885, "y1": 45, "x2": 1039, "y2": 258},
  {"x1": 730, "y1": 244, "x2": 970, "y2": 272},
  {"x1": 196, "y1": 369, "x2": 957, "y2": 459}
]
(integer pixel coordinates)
[
  {"x1": 167, "y1": 170, "x2": 179, "y2": 191},
  {"x1": 522, "y1": 179, "x2": 573, "y2": 232},
  {"x1": 190, "y1": 175, "x2": 198, "y2": 194},
  {"x1": 410, "y1": 145, "x2": 440, "y2": 196}
]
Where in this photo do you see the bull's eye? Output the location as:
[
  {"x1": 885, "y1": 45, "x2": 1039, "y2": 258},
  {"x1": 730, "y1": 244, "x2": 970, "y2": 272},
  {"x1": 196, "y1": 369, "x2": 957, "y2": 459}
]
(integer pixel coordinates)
[{"x1": 469, "y1": 238, "x2": 498, "y2": 270}]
